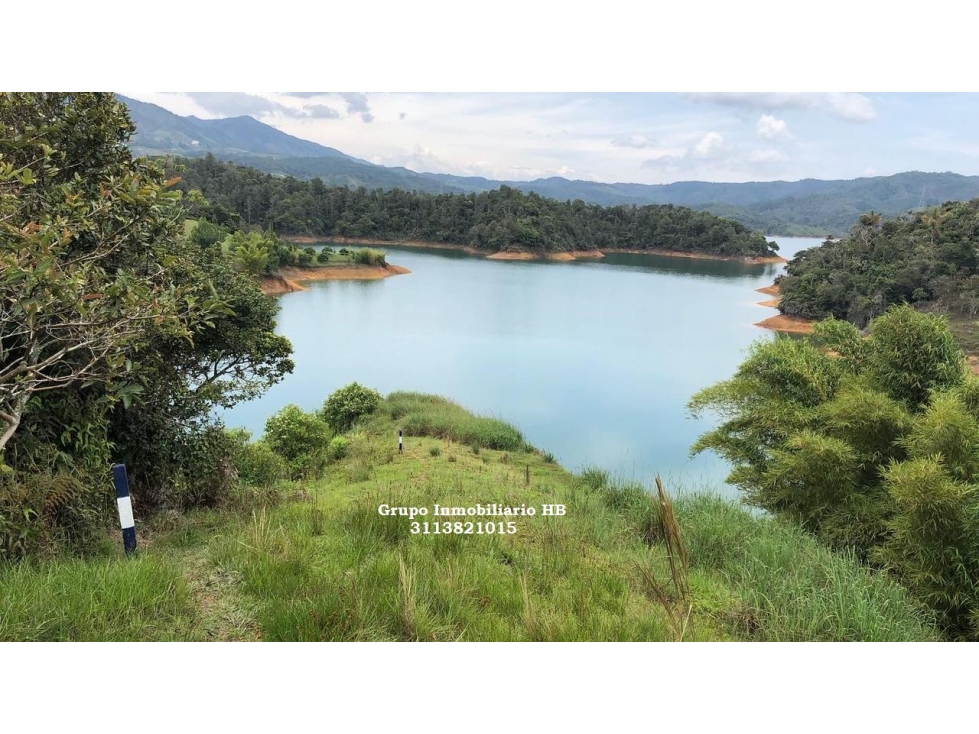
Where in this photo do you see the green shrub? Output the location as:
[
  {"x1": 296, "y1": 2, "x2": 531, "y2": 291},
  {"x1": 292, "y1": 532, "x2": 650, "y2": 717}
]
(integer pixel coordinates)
[
  {"x1": 338, "y1": 247, "x2": 351, "y2": 256},
  {"x1": 316, "y1": 250, "x2": 331, "y2": 263},
  {"x1": 296, "y1": 247, "x2": 315, "y2": 267},
  {"x1": 328, "y1": 436, "x2": 349, "y2": 461},
  {"x1": 321, "y1": 383, "x2": 382, "y2": 433},
  {"x1": 429, "y1": 446, "x2": 441, "y2": 457},
  {"x1": 263, "y1": 405, "x2": 332, "y2": 478},
  {"x1": 689, "y1": 306, "x2": 979, "y2": 637},
  {"x1": 172, "y1": 424, "x2": 240, "y2": 509},
  {"x1": 0, "y1": 470, "x2": 106, "y2": 560},
  {"x1": 578, "y1": 467, "x2": 610, "y2": 490},
  {"x1": 353, "y1": 248, "x2": 387, "y2": 266},
  {"x1": 227, "y1": 429, "x2": 289, "y2": 488},
  {"x1": 542, "y1": 452, "x2": 555, "y2": 464}
]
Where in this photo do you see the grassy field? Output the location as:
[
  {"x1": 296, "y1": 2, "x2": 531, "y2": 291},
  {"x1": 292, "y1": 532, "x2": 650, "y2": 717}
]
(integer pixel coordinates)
[
  {"x1": 0, "y1": 394, "x2": 939, "y2": 641},
  {"x1": 947, "y1": 316, "x2": 979, "y2": 357}
]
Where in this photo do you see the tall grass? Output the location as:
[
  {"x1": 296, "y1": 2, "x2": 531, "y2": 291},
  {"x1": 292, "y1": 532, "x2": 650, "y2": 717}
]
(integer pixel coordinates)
[
  {"x1": 675, "y1": 494, "x2": 939, "y2": 641},
  {"x1": 382, "y1": 392, "x2": 524, "y2": 450},
  {"x1": 0, "y1": 394, "x2": 942, "y2": 642},
  {"x1": 0, "y1": 555, "x2": 200, "y2": 641},
  {"x1": 636, "y1": 477, "x2": 692, "y2": 641}
]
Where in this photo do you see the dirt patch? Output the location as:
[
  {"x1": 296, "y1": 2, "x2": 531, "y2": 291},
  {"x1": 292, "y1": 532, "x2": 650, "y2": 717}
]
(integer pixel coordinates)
[
  {"x1": 487, "y1": 250, "x2": 602, "y2": 261},
  {"x1": 278, "y1": 264, "x2": 411, "y2": 282},
  {"x1": 756, "y1": 299, "x2": 780, "y2": 308},
  {"x1": 603, "y1": 248, "x2": 786, "y2": 264},
  {"x1": 259, "y1": 275, "x2": 308, "y2": 295},
  {"x1": 754, "y1": 314, "x2": 816, "y2": 334},
  {"x1": 487, "y1": 251, "x2": 536, "y2": 260},
  {"x1": 756, "y1": 284, "x2": 781, "y2": 297}
]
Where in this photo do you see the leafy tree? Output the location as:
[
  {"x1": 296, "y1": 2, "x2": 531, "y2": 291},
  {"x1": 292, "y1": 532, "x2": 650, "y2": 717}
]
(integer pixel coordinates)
[
  {"x1": 689, "y1": 306, "x2": 979, "y2": 637},
  {"x1": 1, "y1": 93, "x2": 294, "y2": 534},
  {"x1": 263, "y1": 405, "x2": 331, "y2": 478},
  {"x1": 0, "y1": 93, "x2": 206, "y2": 459},
  {"x1": 189, "y1": 219, "x2": 228, "y2": 248},
  {"x1": 865, "y1": 304, "x2": 963, "y2": 409},
  {"x1": 321, "y1": 382, "x2": 381, "y2": 432}
]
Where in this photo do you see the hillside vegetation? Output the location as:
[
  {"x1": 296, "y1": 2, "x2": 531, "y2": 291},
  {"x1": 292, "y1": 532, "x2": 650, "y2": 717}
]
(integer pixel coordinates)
[
  {"x1": 173, "y1": 156, "x2": 777, "y2": 258},
  {"x1": 778, "y1": 202, "x2": 979, "y2": 326},
  {"x1": 0, "y1": 392, "x2": 937, "y2": 641},
  {"x1": 691, "y1": 306, "x2": 979, "y2": 639}
]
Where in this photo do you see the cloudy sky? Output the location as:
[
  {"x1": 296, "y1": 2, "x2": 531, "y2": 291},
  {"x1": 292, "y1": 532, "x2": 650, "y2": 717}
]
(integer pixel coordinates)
[{"x1": 122, "y1": 92, "x2": 979, "y2": 185}]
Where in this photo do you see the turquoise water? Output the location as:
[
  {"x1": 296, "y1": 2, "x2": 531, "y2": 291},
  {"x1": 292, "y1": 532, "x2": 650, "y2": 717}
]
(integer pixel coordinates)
[{"x1": 222, "y1": 237, "x2": 823, "y2": 497}]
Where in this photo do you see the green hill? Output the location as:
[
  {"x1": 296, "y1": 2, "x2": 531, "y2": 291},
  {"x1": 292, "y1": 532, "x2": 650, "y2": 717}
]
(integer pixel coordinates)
[{"x1": 0, "y1": 393, "x2": 937, "y2": 641}]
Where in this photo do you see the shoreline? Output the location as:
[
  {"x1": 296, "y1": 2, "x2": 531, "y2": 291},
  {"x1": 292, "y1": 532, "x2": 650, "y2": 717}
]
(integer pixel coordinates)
[
  {"x1": 752, "y1": 282, "x2": 816, "y2": 334},
  {"x1": 258, "y1": 263, "x2": 411, "y2": 295},
  {"x1": 280, "y1": 235, "x2": 783, "y2": 264}
]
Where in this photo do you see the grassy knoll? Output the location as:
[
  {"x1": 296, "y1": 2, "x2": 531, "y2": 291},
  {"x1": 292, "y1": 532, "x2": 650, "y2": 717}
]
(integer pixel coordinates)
[{"x1": 0, "y1": 394, "x2": 938, "y2": 641}]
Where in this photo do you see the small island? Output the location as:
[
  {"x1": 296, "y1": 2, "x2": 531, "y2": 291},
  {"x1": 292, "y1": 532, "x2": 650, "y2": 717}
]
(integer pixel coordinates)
[{"x1": 186, "y1": 223, "x2": 410, "y2": 296}]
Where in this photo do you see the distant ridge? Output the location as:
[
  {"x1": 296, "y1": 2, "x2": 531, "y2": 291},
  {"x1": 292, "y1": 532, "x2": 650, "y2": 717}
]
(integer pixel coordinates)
[
  {"x1": 118, "y1": 95, "x2": 369, "y2": 163},
  {"x1": 119, "y1": 95, "x2": 979, "y2": 236}
]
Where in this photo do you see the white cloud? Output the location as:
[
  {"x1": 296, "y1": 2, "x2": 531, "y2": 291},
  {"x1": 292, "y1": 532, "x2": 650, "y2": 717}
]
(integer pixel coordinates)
[
  {"x1": 748, "y1": 148, "x2": 788, "y2": 163},
  {"x1": 340, "y1": 92, "x2": 374, "y2": 123},
  {"x1": 687, "y1": 92, "x2": 876, "y2": 123},
  {"x1": 688, "y1": 92, "x2": 812, "y2": 111},
  {"x1": 638, "y1": 147, "x2": 687, "y2": 166},
  {"x1": 304, "y1": 104, "x2": 341, "y2": 119},
  {"x1": 824, "y1": 93, "x2": 876, "y2": 122},
  {"x1": 611, "y1": 134, "x2": 657, "y2": 148},
  {"x1": 184, "y1": 92, "x2": 286, "y2": 117},
  {"x1": 756, "y1": 114, "x2": 790, "y2": 141},
  {"x1": 694, "y1": 131, "x2": 724, "y2": 157}
]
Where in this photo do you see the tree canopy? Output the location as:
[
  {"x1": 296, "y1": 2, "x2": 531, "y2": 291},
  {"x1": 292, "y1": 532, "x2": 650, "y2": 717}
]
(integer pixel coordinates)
[
  {"x1": 689, "y1": 306, "x2": 979, "y2": 638},
  {"x1": 171, "y1": 155, "x2": 777, "y2": 259},
  {"x1": 777, "y1": 200, "x2": 979, "y2": 326},
  {"x1": 0, "y1": 93, "x2": 293, "y2": 555}
]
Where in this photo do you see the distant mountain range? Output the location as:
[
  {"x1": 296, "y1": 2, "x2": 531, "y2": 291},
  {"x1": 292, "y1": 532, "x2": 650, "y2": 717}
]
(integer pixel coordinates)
[{"x1": 119, "y1": 95, "x2": 979, "y2": 236}]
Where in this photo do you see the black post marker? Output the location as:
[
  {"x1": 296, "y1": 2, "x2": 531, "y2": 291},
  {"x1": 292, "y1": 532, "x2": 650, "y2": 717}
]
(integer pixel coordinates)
[
  {"x1": 111, "y1": 464, "x2": 137, "y2": 555},
  {"x1": 398, "y1": 429, "x2": 403, "y2": 453}
]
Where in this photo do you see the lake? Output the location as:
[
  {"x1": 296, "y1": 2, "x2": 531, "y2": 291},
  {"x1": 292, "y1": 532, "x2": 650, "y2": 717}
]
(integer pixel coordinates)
[{"x1": 222, "y1": 237, "x2": 823, "y2": 497}]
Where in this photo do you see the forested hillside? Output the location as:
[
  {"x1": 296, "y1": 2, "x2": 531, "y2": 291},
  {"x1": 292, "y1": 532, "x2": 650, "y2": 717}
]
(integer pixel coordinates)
[
  {"x1": 778, "y1": 202, "x2": 979, "y2": 326},
  {"x1": 173, "y1": 156, "x2": 778, "y2": 258},
  {"x1": 122, "y1": 95, "x2": 979, "y2": 236}
]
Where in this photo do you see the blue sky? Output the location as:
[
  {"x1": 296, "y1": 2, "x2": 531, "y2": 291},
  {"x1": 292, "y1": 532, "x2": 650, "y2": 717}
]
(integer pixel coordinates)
[{"x1": 123, "y1": 92, "x2": 979, "y2": 185}]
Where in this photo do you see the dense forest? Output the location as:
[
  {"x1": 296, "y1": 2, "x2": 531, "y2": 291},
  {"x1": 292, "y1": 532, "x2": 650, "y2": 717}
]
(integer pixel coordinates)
[
  {"x1": 778, "y1": 201, "x2": 979, "y2": 326},
  {"x1": 0, "y1": 94, "x2": 293, "y2": 556},
  {"x1": 172, "y1": 155, "x2": 778, "y2": 259}
]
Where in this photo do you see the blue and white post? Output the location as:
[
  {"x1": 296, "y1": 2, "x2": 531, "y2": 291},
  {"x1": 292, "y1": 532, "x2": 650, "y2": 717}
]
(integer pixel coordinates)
[
  {"x1": 111, "y1": 463, "x2": 137, "y2": 555},
  {"x1": 398, "y1": 429, "x2": 403, "y2": 454}
]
